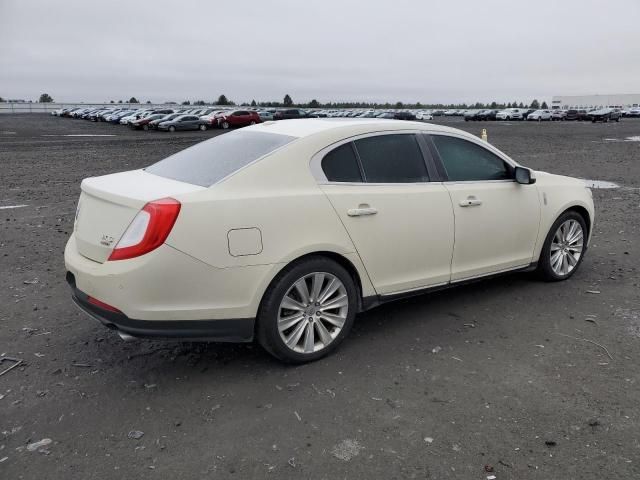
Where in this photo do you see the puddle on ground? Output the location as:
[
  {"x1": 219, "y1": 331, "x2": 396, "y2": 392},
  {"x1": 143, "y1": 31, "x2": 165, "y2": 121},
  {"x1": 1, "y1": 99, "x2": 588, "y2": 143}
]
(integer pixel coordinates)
[
  {"x1": 604, "y1": 136, "x2": 640, "y2": 142},
  {"x1": 583, "y1": 179, "x2": 620, "y2": 189}
]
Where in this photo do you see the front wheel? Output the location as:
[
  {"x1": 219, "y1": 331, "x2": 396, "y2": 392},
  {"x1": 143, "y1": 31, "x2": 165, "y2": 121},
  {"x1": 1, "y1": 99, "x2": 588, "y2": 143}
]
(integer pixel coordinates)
[
  {"x1": 168, "y1": 125, "x2": 176, "y2": 132},
  {"x1": 257, "y1": 256, "x2": 358, "y2": 363},
  {"x1": 221, "y1": 121, "x2": 230, "y2": 129},
  {"x1": 537, "y1": 211, "x2": 587, "y2": 281},
  {"x1": 199, "y1": 124, "x2": 207, "y2": 131}
]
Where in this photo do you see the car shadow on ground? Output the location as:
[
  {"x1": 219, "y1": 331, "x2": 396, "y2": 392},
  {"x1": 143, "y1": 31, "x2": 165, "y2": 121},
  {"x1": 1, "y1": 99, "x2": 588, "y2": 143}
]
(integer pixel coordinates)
[{"x1": 77, "y1": 270, "x2": 542, "y2": 385}]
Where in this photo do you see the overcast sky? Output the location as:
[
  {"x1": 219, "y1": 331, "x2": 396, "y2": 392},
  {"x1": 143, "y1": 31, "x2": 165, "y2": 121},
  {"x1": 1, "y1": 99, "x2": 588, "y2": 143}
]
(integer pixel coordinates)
[{"x1": 1, "y1": 0, "x2": 639, "y2": 104}]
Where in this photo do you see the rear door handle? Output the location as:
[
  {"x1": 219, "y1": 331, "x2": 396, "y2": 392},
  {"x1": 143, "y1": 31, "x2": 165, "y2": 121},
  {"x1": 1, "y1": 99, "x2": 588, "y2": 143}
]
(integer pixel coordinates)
[
  {"x1": 347, "y1": 205, "x2": 378, "y2": 217},
  {"x1": 459, "y1": 196, "x2": 482, "y2": 207}
]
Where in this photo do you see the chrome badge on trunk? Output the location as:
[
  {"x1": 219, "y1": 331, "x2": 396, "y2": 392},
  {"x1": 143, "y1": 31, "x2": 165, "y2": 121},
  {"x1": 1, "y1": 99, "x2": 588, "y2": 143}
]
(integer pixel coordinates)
[{"x1": 100, "y1": 234, "x2": 115, "y2": 247}]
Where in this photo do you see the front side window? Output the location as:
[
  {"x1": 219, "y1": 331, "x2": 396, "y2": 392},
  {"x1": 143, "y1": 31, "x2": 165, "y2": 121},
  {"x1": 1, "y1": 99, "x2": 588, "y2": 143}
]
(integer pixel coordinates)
[
  {"x1": 321, "y1": 143, "x2": 362, "y2": 182},
  {"x1": 431, "y1": 135, "x2": 511, "y2": 182},
  {"x1": 354, "y1": 134, "x2": 429, "y2": 183},
  {"x1": 146, "y1": 131, "x2": 296, "y2": 187}
]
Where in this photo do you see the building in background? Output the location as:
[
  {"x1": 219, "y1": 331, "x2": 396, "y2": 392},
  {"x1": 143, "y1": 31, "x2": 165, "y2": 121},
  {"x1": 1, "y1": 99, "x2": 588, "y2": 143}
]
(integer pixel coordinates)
[{"x1": 551, "y1": 94, "x2": 640, "y2": 110}]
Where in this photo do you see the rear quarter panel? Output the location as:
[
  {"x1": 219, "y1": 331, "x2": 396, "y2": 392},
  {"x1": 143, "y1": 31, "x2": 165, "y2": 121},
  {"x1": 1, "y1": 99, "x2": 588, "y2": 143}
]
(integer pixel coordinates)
[{"x1": 165, "y1": 138, "x2": 377, "y2": 298}]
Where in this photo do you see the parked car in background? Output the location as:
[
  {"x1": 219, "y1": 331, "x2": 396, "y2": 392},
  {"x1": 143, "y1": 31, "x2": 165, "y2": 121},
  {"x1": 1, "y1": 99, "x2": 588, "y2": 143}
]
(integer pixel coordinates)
[
  {"x1": 478, "y1": 109, "x2": 499, "y2": 121},
  {"x1": 416, "y1": 111, "x2": 433, "y2": 120},
  {"x1": 522, "y1": 109, "x2": 536, "y2": 120},
  {"x1": 258, "y1": 111, "x2": 275, "y2": 121},
  {"x1": 562, "y1": 110, "x2": 581, "y2": 121},
  {"x1": 627, "y1": 107, "x2": 640, "y2": 118},
  {"x1": 496, "y1": 108, "x2": 525, "y2": 120},
  {"x1": 129, "y1": 113, "x2": 168, "y2": 130},
  {"x1": 158, "y1": 115, "x2": 205, "y2": 132},
  {"x1": 526, "y1": 110, "x2": 552, "y2": 121},
  {"x1": 464, "y1": 110, "x2": 483, "y2": 121},
  {"x1": 589, "y1": 108, "x2": 621, "y2": 123},
  {"x1": 216, "y1": 110, "x2": 262, "y2": 129},
  {"x1": 393, "y1": 111, "x2": 416, "y2": 120},
  {"x1": 550, "y1": 110, "x2": 566, "y2": 121},
  {"x1": 274, "y1": 109, "x2": 316, "y2": 120},
  {"x1": 148, "y1": 113, "x2": 183, "y2": 130}
]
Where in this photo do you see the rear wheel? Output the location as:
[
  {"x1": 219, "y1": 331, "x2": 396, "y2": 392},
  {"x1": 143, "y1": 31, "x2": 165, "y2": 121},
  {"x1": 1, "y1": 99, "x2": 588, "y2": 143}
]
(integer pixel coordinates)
[
  {"x1": 249, "y1": 120, "x2": 256, "y2": 125},
  {"x1": 221, "y1": 121, "x2": 230, "y2": 129},
  {"x1": 143, "y1": 124, "x2": 149, "y2": 131},
  {"x1": 199, "y1": 124, "x2": 207, "y2": 131},
  {"x1": 537, "y1": 211, "x2": 587, "y2": 281},
  {"x1": 257, "y1": 256, "x2": 357, "y2": 363}
]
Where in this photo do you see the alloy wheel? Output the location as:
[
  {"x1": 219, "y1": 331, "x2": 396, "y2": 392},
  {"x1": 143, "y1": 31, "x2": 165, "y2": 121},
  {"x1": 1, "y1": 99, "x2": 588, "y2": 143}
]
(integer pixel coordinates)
[
  {"x1": 277, "y1": 272, "x2": 348, "y2": 354},
  {"x1": 550, "y1": 219, "x2": 584, "y2": 276}
]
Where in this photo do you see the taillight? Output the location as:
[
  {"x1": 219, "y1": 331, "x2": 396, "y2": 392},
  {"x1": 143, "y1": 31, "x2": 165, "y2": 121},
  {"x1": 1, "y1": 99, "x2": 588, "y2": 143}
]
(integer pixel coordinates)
[{"x1": 108, "y1": 198, "x2": 181, "y2": 261}]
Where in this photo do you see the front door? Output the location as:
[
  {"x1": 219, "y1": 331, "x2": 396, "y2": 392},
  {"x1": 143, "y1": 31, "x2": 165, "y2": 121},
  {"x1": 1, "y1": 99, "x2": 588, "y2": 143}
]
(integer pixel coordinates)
[{"x1": 429, "y1": 134, "x2": 541, "y2": 281}]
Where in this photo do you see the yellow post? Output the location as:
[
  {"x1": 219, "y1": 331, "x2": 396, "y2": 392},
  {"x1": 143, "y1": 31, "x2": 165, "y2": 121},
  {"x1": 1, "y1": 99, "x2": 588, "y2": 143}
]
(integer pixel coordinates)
[{"x1": 481, "y1": 128, "x2": 488, "y2": 142}]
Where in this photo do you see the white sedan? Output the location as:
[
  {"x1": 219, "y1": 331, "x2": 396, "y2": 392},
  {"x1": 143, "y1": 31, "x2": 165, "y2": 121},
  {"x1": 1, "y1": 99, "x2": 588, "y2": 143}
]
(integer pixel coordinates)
[{"x1": 65, "y1": 119, "x2": 594, "y2": 362}]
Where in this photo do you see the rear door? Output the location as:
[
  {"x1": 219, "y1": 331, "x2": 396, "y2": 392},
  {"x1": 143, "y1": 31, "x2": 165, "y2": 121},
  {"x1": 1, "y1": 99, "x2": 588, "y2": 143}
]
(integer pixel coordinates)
[
  {"x1": 428, "y1": 133, "x2": 540, "y2": 281},
  {"x1": 317, "y1": 132, "x2": 455, "y2": 295}
]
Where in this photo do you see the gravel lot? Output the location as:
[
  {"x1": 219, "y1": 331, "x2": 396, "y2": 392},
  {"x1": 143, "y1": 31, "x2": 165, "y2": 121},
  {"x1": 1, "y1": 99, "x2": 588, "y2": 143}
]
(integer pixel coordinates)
[{"x1": 1, "y1": 114, "x2": 639, "y2": 479}]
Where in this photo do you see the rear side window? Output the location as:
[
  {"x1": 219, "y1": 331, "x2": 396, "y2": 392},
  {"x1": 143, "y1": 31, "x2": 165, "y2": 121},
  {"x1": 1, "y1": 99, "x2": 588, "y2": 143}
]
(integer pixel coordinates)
[
  {"x1": 354, "y1": 134, "x2": 428, "y2": 183},
  {"x1": 431, "y1": 135, "x2": 511, "y2": 182},
  {"x1": 322, "y1": 143, "x2": 362, "y2": 182},
  {"x1": 146, "y1": 131, "x2": 296, "y2": 187}
]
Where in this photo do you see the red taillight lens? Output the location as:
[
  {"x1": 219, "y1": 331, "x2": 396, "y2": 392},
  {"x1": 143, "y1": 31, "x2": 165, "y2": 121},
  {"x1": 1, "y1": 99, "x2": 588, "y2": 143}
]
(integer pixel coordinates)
[
  {"x1": 108, "y1": 198, "x2": 181, "y2": 261},
  {"x1": 88, "y1": 296, "x2": 122, "y2": 313}
]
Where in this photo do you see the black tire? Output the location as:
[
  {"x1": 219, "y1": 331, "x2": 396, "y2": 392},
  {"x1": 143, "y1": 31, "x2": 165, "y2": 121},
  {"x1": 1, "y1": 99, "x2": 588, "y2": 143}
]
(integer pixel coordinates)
[
  {"x1": 143, "y1": 124, "x2": 149, "y2": 131},
  {"x1": 256, "y1": 256, "x2": 358, "y2": 363},
  {"x1": 199, "y1": 124, "x2": 207, "y2": 131},
  {"x1": 537, "y1": 211, "x2": 588, "y2": 282}
]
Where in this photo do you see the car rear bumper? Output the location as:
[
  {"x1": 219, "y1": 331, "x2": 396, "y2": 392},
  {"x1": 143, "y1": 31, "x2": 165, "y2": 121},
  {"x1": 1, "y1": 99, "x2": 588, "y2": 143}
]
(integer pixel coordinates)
[{"x1": 67, "y1": 271, "x2": 254, "y2": 342}]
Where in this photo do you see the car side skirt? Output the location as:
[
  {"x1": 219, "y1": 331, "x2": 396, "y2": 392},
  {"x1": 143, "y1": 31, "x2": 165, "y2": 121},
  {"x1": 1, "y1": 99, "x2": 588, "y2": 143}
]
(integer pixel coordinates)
[{"x1": 361, "y1": 262, "x2": 538, "y2": 311}]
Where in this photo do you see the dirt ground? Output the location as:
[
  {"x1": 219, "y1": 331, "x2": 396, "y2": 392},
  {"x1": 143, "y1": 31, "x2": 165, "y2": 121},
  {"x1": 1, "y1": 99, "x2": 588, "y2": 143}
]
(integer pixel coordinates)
[{"x1": 1, "y1": 114, "x2": 639, "y2": 479}]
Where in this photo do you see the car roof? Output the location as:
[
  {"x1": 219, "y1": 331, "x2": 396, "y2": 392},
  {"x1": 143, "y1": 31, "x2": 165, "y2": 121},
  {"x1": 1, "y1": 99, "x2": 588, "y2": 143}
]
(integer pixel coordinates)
[{"x1": 243, "y1": 118, "x2": 458, "y2": 139}]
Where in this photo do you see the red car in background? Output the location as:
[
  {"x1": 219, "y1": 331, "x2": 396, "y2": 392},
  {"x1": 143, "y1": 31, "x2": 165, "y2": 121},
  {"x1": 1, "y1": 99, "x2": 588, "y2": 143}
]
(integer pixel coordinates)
[{"x1": 216, "y1": 110, "x2": 262, "y2": 129}]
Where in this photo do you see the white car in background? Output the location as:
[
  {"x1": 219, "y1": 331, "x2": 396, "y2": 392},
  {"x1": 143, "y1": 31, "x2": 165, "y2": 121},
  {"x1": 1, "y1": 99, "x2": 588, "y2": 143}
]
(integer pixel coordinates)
[
  {"x1": 496, "y1": 108, "x2": 526, "y2": 120},
  {"x1": 416, "y1": 111, "x2": 434, "y2": 120},
  {"x1": 119, "y1": 111, "x2": 145, "y2": 124},
  {"x1": 526, "y1": 110, "x2": 553, "y2": 121},
  {"x1": 65, "y1": 119, "x2": 594, "y2": 363}
]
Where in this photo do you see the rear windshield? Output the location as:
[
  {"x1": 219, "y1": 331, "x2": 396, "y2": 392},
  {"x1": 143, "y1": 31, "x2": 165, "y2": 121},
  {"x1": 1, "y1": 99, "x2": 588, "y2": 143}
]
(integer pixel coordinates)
[{"x1": 145, "y1": 130, "x2": 296, "y2": 187}]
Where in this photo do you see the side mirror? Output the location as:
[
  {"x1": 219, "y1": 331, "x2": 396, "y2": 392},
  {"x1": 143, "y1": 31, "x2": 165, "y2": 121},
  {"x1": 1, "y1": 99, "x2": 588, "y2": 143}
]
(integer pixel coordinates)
[{"x1": 515, "y1": 166, "x2": 536, "y2": 185}]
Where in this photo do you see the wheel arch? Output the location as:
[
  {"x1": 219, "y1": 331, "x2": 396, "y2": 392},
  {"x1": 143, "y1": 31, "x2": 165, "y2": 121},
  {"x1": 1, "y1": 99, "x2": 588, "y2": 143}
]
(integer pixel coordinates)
[
  {"x1": 564, "y1": 205, "x2": 592, "y2": 237},
  {"x1": 256, "y1": 251, "x2": 370, "y2": 320}
]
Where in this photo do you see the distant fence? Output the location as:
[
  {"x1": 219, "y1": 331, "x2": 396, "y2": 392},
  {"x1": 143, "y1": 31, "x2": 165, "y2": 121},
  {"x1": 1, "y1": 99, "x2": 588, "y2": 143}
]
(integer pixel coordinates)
[{"x1": 0, "y1": 102, "x2": 201, "y2": 114}]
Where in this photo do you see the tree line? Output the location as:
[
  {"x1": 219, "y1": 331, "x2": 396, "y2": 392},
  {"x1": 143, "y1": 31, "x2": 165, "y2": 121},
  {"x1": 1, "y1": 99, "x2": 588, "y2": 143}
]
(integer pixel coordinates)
[{"x1": 5, "y1": 93, "x2": 549, "y2": 110}]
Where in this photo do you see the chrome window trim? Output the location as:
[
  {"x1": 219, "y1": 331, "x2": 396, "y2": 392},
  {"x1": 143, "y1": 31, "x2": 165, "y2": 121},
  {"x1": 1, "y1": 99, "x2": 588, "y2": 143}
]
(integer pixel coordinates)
[{"x1": 311, "y1": 128, "x2": 520, "y2": 186}]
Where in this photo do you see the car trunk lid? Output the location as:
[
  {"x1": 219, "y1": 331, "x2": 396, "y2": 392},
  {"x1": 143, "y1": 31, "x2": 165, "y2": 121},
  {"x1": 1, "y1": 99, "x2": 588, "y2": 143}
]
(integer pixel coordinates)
[{"x1": 74, "y1": 169, "x2": 205, "y2": 263}]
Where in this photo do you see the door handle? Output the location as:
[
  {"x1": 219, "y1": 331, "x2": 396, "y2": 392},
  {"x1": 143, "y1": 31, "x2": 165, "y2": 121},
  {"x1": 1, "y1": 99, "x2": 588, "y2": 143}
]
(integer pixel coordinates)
[
  {"x1": 459, "y1": 196, "x2": 482, "y2": 207},
  {"x1": 347, "y1": 205, "x2": 378, "y2": 217}
]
